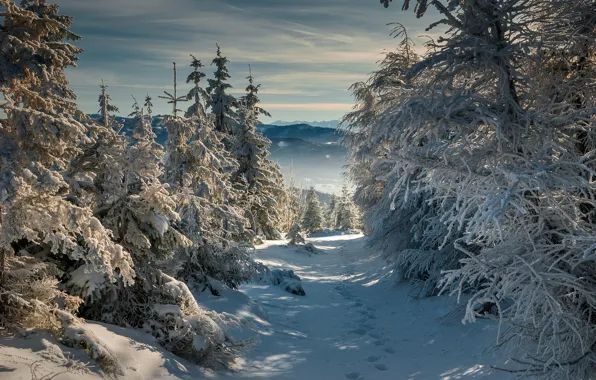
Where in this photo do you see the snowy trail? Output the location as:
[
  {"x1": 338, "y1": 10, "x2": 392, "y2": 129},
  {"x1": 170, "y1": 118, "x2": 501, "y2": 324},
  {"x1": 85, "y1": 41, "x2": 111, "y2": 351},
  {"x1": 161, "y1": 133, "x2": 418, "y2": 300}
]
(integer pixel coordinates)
[
  {"x1": 207, "y1": 234, "x2": 515, "y2": 380},
  {"x1": 0, "y1": 234, "x2": 516, "y2": 380}
]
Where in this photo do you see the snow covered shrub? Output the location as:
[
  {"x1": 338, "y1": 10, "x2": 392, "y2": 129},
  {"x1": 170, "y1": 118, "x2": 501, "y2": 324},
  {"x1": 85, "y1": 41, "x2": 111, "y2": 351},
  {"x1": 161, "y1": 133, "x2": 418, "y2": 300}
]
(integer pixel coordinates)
[
  {"x1": 0, "y1": 255, "x2": 82, "y2": 332},
  {"x1": 132, "y1": 272, "x2": 255, "y2": 369},
  {"x1": 347, "y1": 1, "x2": 596, "y2": 377}
]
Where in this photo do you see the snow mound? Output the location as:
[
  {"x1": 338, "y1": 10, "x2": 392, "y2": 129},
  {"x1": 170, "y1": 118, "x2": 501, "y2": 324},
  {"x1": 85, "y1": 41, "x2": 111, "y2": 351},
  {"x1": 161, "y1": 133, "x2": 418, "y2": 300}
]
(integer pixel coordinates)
[
  {"x1": 268, "y1": 269, "x2": 306, "y2": 296},
  {"x1": 0, "y1": 322, "x2": 207, "y2": 380}
]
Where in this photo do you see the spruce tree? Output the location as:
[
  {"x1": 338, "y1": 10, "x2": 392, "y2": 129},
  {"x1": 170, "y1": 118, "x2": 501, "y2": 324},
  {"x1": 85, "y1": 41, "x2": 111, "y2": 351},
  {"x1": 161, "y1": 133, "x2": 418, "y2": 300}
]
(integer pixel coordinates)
[
  {"x1": 301, "y1": 187, "x2": 324, "y2": 234},
  {"x1": 349, "y1": 2, "x2": 596, "y2": 377},
  {"x1": 232, "y1": 70, "x2": 284, "y2": 240},
  {"x1": 130, "y1": 96, "x2": 156, "y2": 140},
  {"x1": 185, "y1": 54, "x2": 209, "y2": 119},
  {"x1": 279, "y1": 170, "x2": 303, "y2": 233},
  {"x1": 240, "y1": 65, "x2": 271, "y2": 121},
  {"x1": 98, "y1": 80, "x2": 119, "y2": 128},
  {"x1": 334, "y1": 185, "x2": 358, "y2": 231},
  {"x1": 161, "y1": 56, "x2": 257, "y2": 290},
  {"x1": 326, "y1": 194, "x2": 338, "y2": 229},
  {"x1": 0, "y1": 0, "x2": 134, "y2": 334},
  {"x1": 206, "y1": 44, "x2": 237, "y2": 134}
]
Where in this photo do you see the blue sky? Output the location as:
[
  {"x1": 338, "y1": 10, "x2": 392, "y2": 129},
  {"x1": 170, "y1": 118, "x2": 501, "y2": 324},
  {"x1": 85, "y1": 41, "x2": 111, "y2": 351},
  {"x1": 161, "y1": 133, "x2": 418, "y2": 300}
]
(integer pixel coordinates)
[{"x1": 59, "y1": 0, "x2": 436, "y2": 122}]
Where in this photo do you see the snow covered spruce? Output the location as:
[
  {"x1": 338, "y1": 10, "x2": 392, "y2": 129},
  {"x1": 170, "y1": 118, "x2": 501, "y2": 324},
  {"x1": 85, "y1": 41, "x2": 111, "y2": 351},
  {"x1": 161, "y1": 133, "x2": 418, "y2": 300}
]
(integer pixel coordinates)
[
  {"x1": 343, "y1": 1, "x2": 596, "y2": 378},
  {"x1": 0, "y1": 0, "x2": 296, "y2": 373}
]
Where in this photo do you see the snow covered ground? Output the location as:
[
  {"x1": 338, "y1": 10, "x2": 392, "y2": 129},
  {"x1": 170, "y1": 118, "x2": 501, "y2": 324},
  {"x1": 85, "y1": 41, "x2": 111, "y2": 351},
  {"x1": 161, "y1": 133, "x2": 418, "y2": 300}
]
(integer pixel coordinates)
[{"x1": 0, "y1": 233, "x2": 516, "y2": 380}]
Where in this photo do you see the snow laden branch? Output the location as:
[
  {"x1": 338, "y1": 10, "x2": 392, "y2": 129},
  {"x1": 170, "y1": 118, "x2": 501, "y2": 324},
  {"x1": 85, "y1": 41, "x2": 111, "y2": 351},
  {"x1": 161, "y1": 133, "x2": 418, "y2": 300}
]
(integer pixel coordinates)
[{"x1": 345, "y1": 0, "x2": 596, "y2": 378}]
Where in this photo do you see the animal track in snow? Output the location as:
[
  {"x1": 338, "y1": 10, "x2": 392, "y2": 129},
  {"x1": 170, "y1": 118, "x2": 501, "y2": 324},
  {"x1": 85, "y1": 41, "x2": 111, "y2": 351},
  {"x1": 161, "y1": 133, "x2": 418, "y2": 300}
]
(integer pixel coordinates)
[{"x1": 375, "y1": 363, "x2": 389, "y2": 371}]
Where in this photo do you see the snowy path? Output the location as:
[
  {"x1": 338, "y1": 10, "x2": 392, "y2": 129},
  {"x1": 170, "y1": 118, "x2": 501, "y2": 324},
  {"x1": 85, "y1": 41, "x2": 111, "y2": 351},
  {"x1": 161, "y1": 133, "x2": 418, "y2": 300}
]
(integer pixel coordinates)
[
  {"x1": 207, "y1": 234, "x2": 515, "y2": 380},
  {"x1": 0, "y1": 234, "x2": 516, "y2": 380}
]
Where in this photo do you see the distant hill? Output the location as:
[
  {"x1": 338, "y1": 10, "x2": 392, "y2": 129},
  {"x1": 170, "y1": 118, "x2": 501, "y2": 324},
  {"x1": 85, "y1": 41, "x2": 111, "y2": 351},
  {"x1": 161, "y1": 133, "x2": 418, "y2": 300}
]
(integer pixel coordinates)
[
  {"x1": 87, "y1": 115, "x2": 349, "y2": 195},
  {"x1": 257, "y1": 123, "x2": 344, "y2": 145},
  {"x1": 269, "y1": 120, "x2": 340, "y2": 129},
  {"x1": 258, "y1": 123, "x2": 348, "y2": 195},
  {"x1": 88, "y1": 114, "x2": 168, "y2": 145}
]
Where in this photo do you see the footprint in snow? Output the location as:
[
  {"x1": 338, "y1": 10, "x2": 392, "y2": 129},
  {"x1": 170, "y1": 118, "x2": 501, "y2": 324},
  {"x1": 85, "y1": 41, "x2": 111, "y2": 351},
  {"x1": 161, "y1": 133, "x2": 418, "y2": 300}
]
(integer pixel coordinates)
[
  {"x1": 375, "y1": 363, "x2": 389, "y2": 371},
  {"x1": 345, "y1": 372, "x2": 361, "y2": 379},
  {"x1": 384, "y1": 347, "x2": 396, "y2": 354}
]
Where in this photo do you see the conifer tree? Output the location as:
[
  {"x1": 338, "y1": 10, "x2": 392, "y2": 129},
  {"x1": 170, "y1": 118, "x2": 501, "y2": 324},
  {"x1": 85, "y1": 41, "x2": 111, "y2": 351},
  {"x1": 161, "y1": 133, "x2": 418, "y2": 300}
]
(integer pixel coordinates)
[
  {"x1": 326, "y1": 194, "x2": 338, "y2": 229},
  {"x1": 350, "y1": 2, "x2": 596, "y2": 377},
  {"x1": 185, "y1": 54, "x2": 209, "y2": 119},
  {"x1": 232, "y1": 70, "x2": 284, "y2": 240},
  {"x1": 98, "y1": 80, "x2": 119, "y2": 128},
  {"x1": 130, "y1": 96, "x2": 156, "y2": 140},
  {"x1": 301, "y1": 187, "x2": 324, "y2": 234},
  {"x1": 206, "y1": 45, "x2": 237, "y2": 134},
  {"x1": 334, "y1": 185, "x2": 358, "y2": 230},
  {"x1": 279, "y1": 170, "x2": 303, "y2": 233},
  {"x1": 240, "y1": 65, "x2": 271, "y2": 121},
  {"x1": 160, "y1": 56, "x2": 257, "y2": 290},
  {"x1": 0, "y1": 0, "x2": 133, "y2": 334}
]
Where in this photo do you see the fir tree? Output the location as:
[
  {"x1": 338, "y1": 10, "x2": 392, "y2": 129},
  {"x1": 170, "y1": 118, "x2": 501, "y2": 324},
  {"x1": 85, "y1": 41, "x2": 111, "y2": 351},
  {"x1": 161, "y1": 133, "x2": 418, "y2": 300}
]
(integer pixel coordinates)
[
  {"x1": 98, "y1": 80, "x2": 119, "y2": 128},
  {"x1": 326, "y1": 194, "x2": 338, "y2": 229},
  {"x1": 301, "y1": 187, "x2": 324, "y2": 234},
  {"x1": 240, "y1": 65, "x2": 271, "y2": 122},
  {"x1": 334, "y1": 185, "x2": 358, "y2": 231},
  {"x1": 279, "y1": 169, "x2": 303, "y2": 233},
  {"x1": 130, "y1": 95, "x2": 156, "y2": 140},
  {"x1": 349, "y1": 2, "x2": 596, "y2": 377},
  {"x1": 206, "y1": 44, "x2": 237, "y2": 134},
  {"x1": 232, "y1": 72, "x2": 284, "y2": 240},
  {"x1": 0, "y1": 0, "x2": 133, "y2": 338},
  {"x1": 160, "y1": 56, "x2": 258, "y2": 290},
  {"x1": 185, "y1": 54, "x2": 209, "y2": 119}
]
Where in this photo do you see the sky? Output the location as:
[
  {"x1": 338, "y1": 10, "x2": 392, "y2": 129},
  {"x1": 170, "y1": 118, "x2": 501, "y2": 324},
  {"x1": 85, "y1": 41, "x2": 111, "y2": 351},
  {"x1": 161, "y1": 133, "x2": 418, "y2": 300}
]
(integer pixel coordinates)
[{"x1": 58, "y1": 0, "x2": 437, "y2": 123}]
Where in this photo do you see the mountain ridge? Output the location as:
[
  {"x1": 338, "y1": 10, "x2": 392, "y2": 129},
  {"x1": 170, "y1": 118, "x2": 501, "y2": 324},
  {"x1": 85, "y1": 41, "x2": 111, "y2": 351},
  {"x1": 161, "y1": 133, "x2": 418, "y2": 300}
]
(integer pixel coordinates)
[
  {"x1": 87, "y1": 114, "x2": 348, "y2": 195},
  {"x1": 268, "y1": 119, "x2": 340, "y2": 129}
]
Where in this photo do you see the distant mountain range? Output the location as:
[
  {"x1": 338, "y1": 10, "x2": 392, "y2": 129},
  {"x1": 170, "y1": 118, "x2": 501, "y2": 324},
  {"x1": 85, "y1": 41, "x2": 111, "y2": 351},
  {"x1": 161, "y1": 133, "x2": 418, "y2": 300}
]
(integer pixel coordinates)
[
  {"x1": 269, "y1": 120, "x2": 341, "y2": 129},
  {"x1": 257, "y1": 123, "x2": 345, "y2": 144},
  {"x1": 87, "y1": 115, "x2": 349, "y2": 196}
]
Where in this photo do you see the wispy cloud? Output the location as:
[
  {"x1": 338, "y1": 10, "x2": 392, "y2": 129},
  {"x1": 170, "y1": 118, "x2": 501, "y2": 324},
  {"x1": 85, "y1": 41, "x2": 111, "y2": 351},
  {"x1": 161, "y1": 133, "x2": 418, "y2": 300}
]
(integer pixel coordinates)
[{"x1": 58, "y1": 0, "x2": 438, "y2": 121}]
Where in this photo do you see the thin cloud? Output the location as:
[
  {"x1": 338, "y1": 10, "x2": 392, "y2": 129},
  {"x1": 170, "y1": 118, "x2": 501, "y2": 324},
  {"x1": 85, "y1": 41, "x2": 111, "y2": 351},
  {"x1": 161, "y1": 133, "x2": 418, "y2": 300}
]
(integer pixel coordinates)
[{"x1": 57, "y1": 0, "x2": 438, "y2": 120}]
